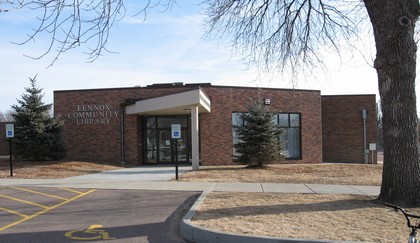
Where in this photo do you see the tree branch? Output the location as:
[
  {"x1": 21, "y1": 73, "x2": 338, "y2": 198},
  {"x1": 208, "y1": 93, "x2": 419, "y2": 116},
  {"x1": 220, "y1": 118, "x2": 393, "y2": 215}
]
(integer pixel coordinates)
[
  {"x1": 11, "y1": 0, "x2": 176, "y2": 66},
  {"x1": 205, "y1": 0, "x2": 366, "y2": 78}
]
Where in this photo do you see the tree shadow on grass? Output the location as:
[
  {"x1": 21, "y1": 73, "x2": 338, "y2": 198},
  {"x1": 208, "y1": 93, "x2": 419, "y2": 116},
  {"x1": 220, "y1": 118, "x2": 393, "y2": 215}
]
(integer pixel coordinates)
[{"x1": 193, "y1": 196, "x2": 381, "y2": 220}]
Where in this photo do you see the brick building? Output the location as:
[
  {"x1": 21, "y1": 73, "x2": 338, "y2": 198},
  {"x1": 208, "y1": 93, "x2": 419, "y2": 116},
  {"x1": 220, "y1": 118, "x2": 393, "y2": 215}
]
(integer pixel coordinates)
[
  {"x1": 0, "y1": 84, "x2": 376, "y2": 165},
  {"x1": 48, "y1": 83, "x2": 376, "y2": 166},
  {"x1": 322, "y1": 95, "x2": 377, "y2": 163}
]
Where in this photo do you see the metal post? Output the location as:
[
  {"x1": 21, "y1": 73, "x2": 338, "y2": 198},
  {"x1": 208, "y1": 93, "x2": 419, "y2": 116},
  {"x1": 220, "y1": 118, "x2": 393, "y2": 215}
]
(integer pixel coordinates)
[
  {"x1": 173, "y1": 139, "x2": 179, "y2": 180},
  {"x1": 371, "y1": 150, "x2": 374, "y2": 165},
  {"x1": 9, "y1": 138, "x2": 13, "y2": 177}
]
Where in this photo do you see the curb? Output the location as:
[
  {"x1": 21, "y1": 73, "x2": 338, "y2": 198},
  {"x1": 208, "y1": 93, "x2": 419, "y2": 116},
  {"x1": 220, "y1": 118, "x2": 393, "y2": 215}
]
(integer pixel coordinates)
[{"x1": 180, "y1": 191, "x2": 359, "y2": 243}]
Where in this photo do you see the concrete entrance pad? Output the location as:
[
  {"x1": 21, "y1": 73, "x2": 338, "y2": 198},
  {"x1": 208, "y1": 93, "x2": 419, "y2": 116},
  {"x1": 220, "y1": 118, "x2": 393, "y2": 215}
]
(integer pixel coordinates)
[{"x1": 64, "y1": 165, "x2": 191, "y2": 182}]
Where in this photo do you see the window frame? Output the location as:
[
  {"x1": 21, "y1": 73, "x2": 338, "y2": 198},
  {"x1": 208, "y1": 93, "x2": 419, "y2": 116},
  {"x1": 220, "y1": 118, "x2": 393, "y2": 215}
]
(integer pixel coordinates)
[{"x1": 232, "y1": 112, "x2": 302, "y2": 160}]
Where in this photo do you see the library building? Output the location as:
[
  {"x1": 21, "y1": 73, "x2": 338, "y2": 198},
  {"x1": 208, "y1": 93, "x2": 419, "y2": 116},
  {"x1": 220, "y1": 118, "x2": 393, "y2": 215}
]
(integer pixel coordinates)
[{"x1": 45, "y1": 82, "x2": 376, "y2": 168}]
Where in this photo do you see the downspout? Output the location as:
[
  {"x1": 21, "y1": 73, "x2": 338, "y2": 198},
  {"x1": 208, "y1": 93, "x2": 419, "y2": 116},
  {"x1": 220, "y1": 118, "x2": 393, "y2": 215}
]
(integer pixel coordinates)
[{"x1": 362, "y1": 109, "x2": 367, "y2": 164}]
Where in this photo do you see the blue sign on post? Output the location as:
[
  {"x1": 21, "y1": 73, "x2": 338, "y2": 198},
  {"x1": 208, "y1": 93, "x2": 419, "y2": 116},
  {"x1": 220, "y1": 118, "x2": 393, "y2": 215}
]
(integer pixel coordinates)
[
  {"x1": 171, "y1": 124, "x2": 181, "y2": 139},
  {"x1": 171, "y1": 124, "x2": 181, "y2": 180},
  {"x1": 5, "y1": 123, "x2": 14, "y2": 176},
  {"x1": 6, "y1": 124, "x2": 14, "y2": 138}
]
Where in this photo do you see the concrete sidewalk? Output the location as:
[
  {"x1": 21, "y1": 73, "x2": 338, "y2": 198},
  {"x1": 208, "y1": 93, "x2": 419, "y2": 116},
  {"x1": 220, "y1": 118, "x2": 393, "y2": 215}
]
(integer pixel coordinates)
[
  {"x1": 0, "y1": 179, "x2": 380, "y2": 195},
  {"x1": 0, "y1": 171, "x2": 380, "y2": 195},
  {"x1": 0, "y1": 165, "x2": 380, "y2": 195},
  {"x1": 0, "y1": 166, "x2": 380, "y2": 243}
]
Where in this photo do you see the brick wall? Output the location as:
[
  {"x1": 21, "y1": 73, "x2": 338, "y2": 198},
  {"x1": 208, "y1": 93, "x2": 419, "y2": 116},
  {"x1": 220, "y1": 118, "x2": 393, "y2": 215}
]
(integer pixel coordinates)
[
  {"x1": 54, "y1": 85, "x2": 323, "y2": 165},
  {"x1": 199, "y1": 86, "x2": 323, "y2": 165},
  {"x1": 54, "y1": 86, "x2": 377, "y2": 165},
  {"x1": 321, "y1": 95, "x2": 377, "y2": 163},
  {"x1": 54, "y1": 86, "x2": 196, "y2": 163}
]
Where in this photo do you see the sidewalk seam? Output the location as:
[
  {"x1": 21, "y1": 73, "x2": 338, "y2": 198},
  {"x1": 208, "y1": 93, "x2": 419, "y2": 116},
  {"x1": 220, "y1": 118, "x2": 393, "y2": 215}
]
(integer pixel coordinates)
[{"x1": 304, "y1": 184, "x2": 317, "y2": 194}]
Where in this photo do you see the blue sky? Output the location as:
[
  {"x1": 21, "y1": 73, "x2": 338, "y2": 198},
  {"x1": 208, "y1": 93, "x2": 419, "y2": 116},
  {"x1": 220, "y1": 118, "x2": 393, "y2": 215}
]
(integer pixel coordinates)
[{"x1": 0, "y1": 1, "x2": 381, "y2": 113}]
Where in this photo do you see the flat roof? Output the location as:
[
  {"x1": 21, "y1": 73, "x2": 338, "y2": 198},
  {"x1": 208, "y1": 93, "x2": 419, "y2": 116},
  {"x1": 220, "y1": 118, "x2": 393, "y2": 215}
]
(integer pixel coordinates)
[{"x1": 53, "y1": 82, "x2": 321, "y2": 93}]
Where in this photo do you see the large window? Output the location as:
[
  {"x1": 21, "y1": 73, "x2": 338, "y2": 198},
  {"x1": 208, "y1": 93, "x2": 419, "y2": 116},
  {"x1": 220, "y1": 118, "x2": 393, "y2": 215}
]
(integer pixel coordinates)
[
  {"x1": 232, "y1": 112, "x2": 301, "y2": 160},
  {"x1": 143, "y1": 116, "x2": 191, "y2": 164},
  {"x1": 275, "y1": 113, "x2": 301, "y2": 159}
]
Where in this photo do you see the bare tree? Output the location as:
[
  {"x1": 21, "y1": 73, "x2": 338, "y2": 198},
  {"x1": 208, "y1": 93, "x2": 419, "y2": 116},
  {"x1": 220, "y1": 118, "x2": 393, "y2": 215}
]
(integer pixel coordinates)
[
  {"x1": 205, "y1": 0, "x2": 365, "y2": 77},
  {"x1": 364, "y1": 0, "x2": 420, "y2": 207},
  {"x1": 5, "y1": 0, "x2": 176, "y2": 66},
  {"x1": 2, "y1": 0, "x2": 419, "y2": 206},
  {"x1": 204, "y1": 0, "x2": 420, "y2": 207}
]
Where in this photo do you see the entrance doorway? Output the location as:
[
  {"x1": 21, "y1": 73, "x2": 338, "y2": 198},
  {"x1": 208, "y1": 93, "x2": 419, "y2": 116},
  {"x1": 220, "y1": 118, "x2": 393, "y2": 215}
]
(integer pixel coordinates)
[{"x1": 143, "y1": 116, "x2": 192, "y2": 164}]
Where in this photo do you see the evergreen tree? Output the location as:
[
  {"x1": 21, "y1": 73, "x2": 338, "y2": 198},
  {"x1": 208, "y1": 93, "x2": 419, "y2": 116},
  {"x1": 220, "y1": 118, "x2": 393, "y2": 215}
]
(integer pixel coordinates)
[
  {"x1": 234, "y1": 100, "x2": 284, "y2": 167},
  {"x1": 11, "y1": 77, "x2": 66, "y2": 161}
]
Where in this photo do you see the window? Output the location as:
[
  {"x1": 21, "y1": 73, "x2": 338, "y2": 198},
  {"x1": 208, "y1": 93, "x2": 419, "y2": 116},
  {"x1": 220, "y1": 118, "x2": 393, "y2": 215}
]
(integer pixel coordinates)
[
  {"x1": 143, "y1": 116, "x2": 191, "y2": 164},
  {"x1": 232, "y1": 113, "x2": 243, "y2": 158},
  {"x1": 276, "y1": 113, "x2": 301, "y2": 159},
  {"x1": 232, "y1": 112, "x2": 301, "y2": 160}
]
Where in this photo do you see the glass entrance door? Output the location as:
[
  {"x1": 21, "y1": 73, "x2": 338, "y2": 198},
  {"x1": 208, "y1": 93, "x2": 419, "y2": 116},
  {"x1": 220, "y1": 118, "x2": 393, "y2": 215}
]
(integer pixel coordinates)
[
  {"x1": 143, "y1": 116, "x2": 191, "y2": 164},
  {"x1": 159, "y1": 129, "x2": 172, "y2": 162}
]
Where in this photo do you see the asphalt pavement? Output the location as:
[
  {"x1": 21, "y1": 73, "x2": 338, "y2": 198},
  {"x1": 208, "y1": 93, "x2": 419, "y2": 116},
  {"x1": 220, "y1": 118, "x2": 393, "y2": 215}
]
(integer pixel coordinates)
[{"x1": 0, "y1": 187, "x2": 199, "y2": 243}]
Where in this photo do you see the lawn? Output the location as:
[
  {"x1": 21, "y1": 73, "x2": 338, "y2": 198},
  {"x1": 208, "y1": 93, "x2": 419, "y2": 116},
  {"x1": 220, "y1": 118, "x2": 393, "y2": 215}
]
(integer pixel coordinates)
[{"x1": 178, "y1": 163, "x2": 419, "y2": 242}]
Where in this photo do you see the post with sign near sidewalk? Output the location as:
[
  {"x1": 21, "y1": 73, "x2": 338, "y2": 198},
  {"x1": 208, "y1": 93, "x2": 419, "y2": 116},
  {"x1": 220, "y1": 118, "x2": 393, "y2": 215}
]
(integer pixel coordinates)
[
  {"x1": 5, "y1": 124, "x2": 14, "y2": 176},
  {"x1": 171, "y1": 124, "x2": 181, "y2": 180}
]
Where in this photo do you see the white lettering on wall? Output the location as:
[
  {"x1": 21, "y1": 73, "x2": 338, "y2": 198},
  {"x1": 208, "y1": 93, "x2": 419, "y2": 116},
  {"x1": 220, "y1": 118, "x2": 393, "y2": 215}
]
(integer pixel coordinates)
[{"x1": 67, "y1": 104, "x2": 120, "y2": 126}]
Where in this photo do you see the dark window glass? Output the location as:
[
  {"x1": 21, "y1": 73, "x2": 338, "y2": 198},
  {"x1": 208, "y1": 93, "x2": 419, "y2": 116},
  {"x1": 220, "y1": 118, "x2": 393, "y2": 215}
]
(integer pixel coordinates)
[
  {"x1": 232, "y1": 112, "x2": 301, "y2": 160},
  {"x1": 147, "y1": 117, "x2": 156, "y2": 129},
  {"x1": 157, "y1": 117, "x2": 187, "y2": 128},
  {"x1": 290, "y1": 114, "x2": 300, "y2": 127},
  {"x1": 278, "y1": 114, "x2": 289, "y2": 127},
  {"x1": 143, "y1": 115, "x2": 191, "y2": 164}
]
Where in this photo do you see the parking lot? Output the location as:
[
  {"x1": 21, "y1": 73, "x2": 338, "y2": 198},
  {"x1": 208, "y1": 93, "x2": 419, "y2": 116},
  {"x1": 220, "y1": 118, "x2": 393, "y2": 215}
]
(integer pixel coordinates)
[{"x1": 0, "y1": 186, "x2": 198, "y2": 242}]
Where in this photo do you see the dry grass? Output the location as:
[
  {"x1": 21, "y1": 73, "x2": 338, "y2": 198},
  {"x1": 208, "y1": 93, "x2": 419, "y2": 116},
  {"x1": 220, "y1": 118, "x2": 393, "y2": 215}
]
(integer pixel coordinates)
[
  {"x1": 193, "y1": 192, "x2": 420, "y2": 242},
  {"x1": 182, "y1": 163, "x2": 420, "y2": 242},
  {"x1": 178, "y1": 163, "x2": 383, "y2": 186},
  {"x1": 0, "y1": 159, "x2": 126, "y2": 178}
]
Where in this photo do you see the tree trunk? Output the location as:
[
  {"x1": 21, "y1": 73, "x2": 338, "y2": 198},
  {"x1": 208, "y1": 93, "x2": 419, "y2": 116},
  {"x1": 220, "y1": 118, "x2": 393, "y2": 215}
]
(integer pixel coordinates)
[{"x1": 363, "y1": 0, "x2": 420, "y2": 207}]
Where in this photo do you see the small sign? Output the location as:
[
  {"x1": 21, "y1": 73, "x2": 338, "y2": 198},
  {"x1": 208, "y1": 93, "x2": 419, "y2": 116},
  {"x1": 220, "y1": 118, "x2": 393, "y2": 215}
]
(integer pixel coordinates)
[
  {"x1": 6, "y1": 124, "x2": 14, "y2": 138},
  {"x1": 369, "y1": 143, "x2": 376, "y2": 151},
  {"x1": 171, "y1": 124, "x2": 181, "y2": 139}
]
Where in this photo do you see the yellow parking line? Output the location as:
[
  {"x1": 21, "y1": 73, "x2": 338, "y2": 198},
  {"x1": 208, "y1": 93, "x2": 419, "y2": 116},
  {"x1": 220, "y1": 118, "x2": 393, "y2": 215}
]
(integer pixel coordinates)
[
  {"x1": 0, "y1": 207, "x2": 29, "y2": 218},
  {"x1": 10, "y1": 187, "x2": 69, "y2": 201},
  {"x1": 0, "y1": 189, "x2": 96, "y2": 232},
  {"x1": 61, "y1": 188, "x2": 86, "y2": 194},
  {"x1": 0, "y1": 194, "x2": 49, "y2": 209}
]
